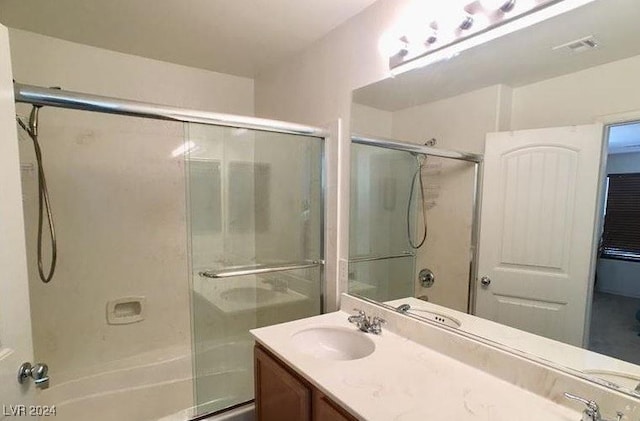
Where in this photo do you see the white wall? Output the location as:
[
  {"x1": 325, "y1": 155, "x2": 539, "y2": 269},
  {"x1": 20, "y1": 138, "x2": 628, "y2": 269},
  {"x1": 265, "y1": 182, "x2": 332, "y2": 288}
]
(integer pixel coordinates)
[
  {"x1": 597, "y1": 151, "x2": 640, "y2": 298},
  {"x1": 8, "y1": 29, "x2": 254, "y2": 419},
  {"x1": 607, "y1": 151, "x2": 640, "y2": 173},
  {"x1": 351, "y1": 103, "x2": 393, "y2": 138},
  {"x1": 10, "y1": 29, "x2": 254, "y2": 113},
  {"x1": 511, "y1": 54, "x2": 640, "y2": 130}
]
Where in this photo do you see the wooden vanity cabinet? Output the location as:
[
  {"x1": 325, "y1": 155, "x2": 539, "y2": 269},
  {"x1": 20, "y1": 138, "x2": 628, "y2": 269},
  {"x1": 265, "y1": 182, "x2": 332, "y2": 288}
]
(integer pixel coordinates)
[{"x1": 254, "y1": 343, "x2": 358, "y2": 421}]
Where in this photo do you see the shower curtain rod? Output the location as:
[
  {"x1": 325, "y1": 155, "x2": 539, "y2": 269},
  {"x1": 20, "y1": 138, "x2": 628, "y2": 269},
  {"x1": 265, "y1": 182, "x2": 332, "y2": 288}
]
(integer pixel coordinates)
[
  {"x1": 352, "y1": 134, "x2": 483, "y2": 163},
  {"x1": 13, "y1": 82, "x2": 327, "y2": 138}
]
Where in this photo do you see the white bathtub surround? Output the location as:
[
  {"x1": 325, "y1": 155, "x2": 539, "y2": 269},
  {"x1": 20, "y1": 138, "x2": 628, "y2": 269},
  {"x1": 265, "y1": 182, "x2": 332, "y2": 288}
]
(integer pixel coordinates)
[
  {"x1": 36, "y1": 345, "x2": 192, "y2": 421},
  {"x1": 251, "y1": 294, "x2": 640, "y2": 420}
]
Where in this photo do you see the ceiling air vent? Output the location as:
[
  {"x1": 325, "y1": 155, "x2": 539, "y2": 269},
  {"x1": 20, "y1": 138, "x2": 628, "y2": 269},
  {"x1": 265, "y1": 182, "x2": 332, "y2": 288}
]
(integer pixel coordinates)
[{"x1": 553, "y1": 36, "x2": 599, "y2": 53}]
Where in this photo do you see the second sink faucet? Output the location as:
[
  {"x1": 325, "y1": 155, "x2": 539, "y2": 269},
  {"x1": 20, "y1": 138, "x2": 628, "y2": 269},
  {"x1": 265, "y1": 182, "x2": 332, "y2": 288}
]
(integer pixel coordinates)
[{"x1": 348, "y1": 309, "x2": 385, "y2": 334}]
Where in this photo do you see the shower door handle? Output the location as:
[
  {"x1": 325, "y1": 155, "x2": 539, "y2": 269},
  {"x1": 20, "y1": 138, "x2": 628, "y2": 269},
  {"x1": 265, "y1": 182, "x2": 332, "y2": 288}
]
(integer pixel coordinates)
[{"x1": 480, "y1": 276, "x2": 491, "y2": 287}]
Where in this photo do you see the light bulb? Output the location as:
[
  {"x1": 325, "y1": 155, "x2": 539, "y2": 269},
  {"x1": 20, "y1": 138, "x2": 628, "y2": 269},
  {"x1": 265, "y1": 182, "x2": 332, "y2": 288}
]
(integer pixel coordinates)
[{"x1": 425, "y1": 30, "x2": 438, "y2": 45}]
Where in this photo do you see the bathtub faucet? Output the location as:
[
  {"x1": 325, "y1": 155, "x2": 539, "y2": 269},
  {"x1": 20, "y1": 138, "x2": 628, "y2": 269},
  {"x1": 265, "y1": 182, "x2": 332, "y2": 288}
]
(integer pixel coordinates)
[{"x1": 18, "y1": 362, "x2": 50, "y2": 389}]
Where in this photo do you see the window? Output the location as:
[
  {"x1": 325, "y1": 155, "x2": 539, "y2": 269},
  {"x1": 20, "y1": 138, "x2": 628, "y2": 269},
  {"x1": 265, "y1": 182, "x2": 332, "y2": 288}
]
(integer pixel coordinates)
[{"x1": 600, "y1": 173, "x2": 640, "y2": 261}]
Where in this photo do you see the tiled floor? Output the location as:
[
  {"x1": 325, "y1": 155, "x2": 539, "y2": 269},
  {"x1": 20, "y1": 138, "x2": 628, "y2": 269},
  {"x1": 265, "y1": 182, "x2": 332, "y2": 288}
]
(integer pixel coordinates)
[{"x1": 589, "y1": 291, "x2": 640, "y2": 365}]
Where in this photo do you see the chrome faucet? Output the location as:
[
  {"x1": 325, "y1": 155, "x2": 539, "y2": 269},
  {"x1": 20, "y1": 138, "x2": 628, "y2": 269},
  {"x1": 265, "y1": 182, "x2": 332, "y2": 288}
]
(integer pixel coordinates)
[
  {"x1": 348, "y1": 309, "x2": 385, "y2": 334},
  {"x1": 563, "y1": 393, "x2": 623, "y2": 421}
]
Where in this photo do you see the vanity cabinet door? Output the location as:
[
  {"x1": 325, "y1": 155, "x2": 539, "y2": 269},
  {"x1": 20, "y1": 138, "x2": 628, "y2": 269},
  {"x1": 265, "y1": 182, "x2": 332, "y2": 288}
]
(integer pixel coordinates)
[
  {"x1": 255, "y1": 344, "x2": 312, "y2": 421},
  {"x1": 313, "y1": 391, "x2": 358, "y2": 421}
]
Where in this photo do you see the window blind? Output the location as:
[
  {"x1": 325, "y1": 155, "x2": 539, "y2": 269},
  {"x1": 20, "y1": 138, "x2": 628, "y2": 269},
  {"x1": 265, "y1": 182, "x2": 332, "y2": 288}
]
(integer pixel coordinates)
[{"x1": 601, "y1": 172, "x2": 640, "y2": 261}]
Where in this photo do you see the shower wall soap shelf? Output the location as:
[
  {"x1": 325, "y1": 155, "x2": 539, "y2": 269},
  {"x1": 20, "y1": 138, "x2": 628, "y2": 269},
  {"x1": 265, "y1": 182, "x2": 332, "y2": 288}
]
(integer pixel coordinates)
[{"x1": 106, "y1": 296, "x2": 146, "y2": 325}]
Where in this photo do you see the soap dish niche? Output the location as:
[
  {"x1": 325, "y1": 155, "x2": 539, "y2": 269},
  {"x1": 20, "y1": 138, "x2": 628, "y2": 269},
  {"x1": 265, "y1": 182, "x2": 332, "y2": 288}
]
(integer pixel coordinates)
[{"x1": 106, "y1": 296, "x2": 146, "y2": 325}]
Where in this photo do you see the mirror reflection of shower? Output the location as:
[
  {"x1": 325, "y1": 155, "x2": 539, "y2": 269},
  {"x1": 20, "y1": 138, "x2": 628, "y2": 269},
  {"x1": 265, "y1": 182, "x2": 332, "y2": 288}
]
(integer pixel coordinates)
[
  {"x1": 16, "y1": 104, "x2": 57, "y2": 283},
  {"x1": 407, "y1": 138, "x2": 436, "y2": 249}
]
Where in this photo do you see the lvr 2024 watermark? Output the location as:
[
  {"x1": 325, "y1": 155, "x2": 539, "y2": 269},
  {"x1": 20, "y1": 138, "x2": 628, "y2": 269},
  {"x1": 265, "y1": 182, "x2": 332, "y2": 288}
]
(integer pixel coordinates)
[{"x1": 2, "y1": 405, "x2": 56, "y2": 417}]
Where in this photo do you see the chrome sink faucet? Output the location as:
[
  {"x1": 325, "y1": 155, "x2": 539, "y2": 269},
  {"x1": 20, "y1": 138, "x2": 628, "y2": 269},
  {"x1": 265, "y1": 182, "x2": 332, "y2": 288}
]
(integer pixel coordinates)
[
  {"x1": 348, "y1": 309, "x2": 385, "y2": 334},
  {"x1": 563, "y1": 393, "x2": 623, "y2": 421}
]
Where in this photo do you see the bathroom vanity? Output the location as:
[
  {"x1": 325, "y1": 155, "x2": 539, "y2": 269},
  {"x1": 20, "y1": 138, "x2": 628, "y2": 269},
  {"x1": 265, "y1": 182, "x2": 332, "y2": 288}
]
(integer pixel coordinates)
[
  {"x1": 255, "y1": 344, "x2": 357, "y2": 421},
  {"x1": 249, "y1": 294, "x2": 639, "y2": 421}
]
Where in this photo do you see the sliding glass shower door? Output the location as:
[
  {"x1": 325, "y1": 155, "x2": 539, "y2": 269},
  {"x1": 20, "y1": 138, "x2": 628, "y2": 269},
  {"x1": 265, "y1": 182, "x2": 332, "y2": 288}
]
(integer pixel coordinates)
[
  {"x1": 185, "y1": 123, "x2": 323, "y2": 415},
  {"x1": 349, "y1": 143, "x2": 417, "y2": 301}
]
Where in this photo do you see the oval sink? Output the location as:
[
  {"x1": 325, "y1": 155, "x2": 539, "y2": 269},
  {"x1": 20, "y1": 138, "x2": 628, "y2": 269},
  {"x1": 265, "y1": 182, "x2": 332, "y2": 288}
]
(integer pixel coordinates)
[
  {"x1": 220, "y1": 287, "x2": 282, "y2": 304},
  {"x1": 291, "y1": 327, "x2": 375, "y2": 361}
]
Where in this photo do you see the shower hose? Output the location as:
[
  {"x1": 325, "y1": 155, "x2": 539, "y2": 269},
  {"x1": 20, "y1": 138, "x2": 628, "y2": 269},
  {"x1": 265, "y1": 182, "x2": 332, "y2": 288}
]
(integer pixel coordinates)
[{"x1": 17, "y1": 105, "x2": 57, "y2": 283}]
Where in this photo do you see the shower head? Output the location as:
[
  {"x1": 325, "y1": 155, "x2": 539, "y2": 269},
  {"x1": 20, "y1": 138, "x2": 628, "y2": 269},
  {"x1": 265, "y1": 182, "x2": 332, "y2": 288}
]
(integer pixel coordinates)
[{"x1": 409, "y1": 138, "x2": 437, "y2": 158}]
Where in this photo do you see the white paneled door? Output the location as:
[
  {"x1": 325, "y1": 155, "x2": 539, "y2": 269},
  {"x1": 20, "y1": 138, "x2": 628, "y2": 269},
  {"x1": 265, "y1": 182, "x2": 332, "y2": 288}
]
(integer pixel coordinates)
[
  {"x1": 476, "y1": 124, "x2": 604, "y2": 347},
  {"x1": 0, "y1": 23, "x2": 37, "y2": 408}
]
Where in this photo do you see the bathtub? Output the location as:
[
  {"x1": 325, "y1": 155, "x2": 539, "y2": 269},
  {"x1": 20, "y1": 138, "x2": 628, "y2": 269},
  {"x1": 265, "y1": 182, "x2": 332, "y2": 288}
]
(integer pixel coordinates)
[{"x1": 37, "y1": 339, "x2": 255, "y2": 421}]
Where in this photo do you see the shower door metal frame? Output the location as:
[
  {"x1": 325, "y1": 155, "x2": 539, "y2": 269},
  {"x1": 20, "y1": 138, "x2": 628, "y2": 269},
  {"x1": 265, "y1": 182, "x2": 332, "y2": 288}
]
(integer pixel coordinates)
[
  {"x1": 14, "y1": 83, "x2": 327, "y2": 138},
  {"x1": 351, "y1": 134, "x2": 483, "y2": 314}
]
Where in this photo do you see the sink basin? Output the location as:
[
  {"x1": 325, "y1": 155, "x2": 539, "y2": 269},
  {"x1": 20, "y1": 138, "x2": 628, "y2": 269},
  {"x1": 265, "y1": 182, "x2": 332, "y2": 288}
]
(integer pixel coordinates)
[
  {"x1": 291, "y1": 327, "x2": 375, "y2": 361},
  {"x1": 220, "y1": 287, "x2": 283, "y2": 304}
]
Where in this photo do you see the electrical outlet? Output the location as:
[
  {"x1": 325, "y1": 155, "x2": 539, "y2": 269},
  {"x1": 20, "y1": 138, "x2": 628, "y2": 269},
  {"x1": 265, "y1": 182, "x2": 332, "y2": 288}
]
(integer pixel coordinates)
[{"x1": 339, "y1": 258, "x2": 348, "y2": 283}]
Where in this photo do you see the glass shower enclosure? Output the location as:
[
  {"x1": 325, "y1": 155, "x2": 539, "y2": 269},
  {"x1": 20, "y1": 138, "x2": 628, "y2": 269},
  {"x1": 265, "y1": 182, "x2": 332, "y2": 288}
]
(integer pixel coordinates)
[
  {"x1": 186, "y1": 123, "x2": 323, "y2": 415},
  {"x1": 349, "y1": 142, "x2": 417, "y2": 301},
  {"x1": 13, "y1": 83, "x2": 324, "y2": 421},
  {"x1": 348, "y1": 136, "x2": 481, "y2": 312}
]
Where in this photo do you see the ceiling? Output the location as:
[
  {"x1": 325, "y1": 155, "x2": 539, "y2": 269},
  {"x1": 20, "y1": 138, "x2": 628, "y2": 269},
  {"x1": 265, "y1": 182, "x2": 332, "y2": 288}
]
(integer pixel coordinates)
[
  {"x1": 354, "y1": 0, "x2": 640, "y2": 111},
  {"x1": 0, "y1": 0, "x2": 378, "y2": 78}
]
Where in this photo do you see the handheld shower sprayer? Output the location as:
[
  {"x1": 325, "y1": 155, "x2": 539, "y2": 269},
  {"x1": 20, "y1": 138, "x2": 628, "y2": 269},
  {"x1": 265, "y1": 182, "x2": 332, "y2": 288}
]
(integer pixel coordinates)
[
  {"x1": 406, "y1": 138, "x2": 436, "y2": 249},
  {"x1": 17, "y1": 105, "x2": 57, "y2": 284}
]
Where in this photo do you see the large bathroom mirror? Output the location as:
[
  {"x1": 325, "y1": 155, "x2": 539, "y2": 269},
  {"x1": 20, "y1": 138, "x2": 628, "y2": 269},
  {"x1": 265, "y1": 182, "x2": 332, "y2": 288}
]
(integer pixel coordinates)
[{"x1": 348, "y1": 0, "x2": 640, "y2": 397}]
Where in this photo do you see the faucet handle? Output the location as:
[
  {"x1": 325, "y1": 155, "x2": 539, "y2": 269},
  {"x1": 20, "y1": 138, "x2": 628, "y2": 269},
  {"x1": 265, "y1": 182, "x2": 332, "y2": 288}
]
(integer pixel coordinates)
[
  {"x1": 348, "y1": 309, "x2": 366, "y2": 325},
  {"x1": 370, "y1": 316, "x2": 386, "y2": 334},
  {"x1": 564, "y1": 392, "x2": 600, "y2": 420}
]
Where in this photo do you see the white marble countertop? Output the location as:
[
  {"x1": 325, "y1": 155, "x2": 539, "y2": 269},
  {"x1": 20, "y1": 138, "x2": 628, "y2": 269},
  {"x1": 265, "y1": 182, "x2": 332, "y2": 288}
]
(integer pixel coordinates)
[
  {"x1": 386, "y1": 297, "x2": 640, "y2": 392},
  {"x1": 251, "y1": 310, "x2": 581, "y2": 421}
]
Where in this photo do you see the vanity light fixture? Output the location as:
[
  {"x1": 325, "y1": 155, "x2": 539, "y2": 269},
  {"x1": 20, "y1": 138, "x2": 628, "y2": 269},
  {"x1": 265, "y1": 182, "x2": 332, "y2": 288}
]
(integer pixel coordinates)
[{"x1": 386, "y1": 0, "x2": 598, "y2": 75}]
